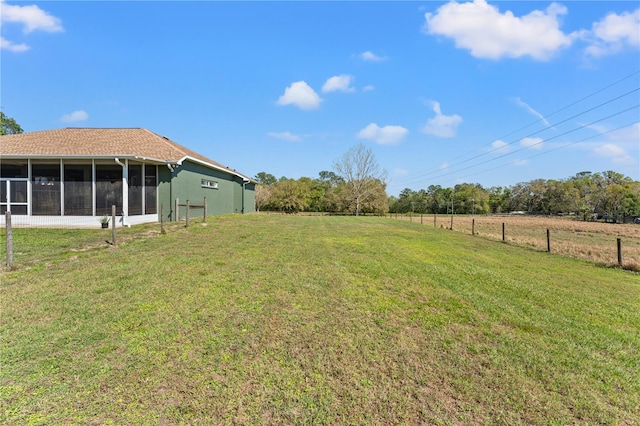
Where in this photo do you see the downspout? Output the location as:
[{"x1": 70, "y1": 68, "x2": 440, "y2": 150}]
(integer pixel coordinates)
[
  {"x1": 241, "y1": 179, "x2": 246, "y2": 214},
  {"x1": 167, "y1": 163, "x2": 176, "y2": 221},
  {"x1": 114, "y1": 158, "x2": 130, "y2": 227}
]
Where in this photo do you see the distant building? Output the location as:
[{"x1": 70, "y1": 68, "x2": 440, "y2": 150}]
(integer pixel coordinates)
[{"x1": 0, "y1": 128, "x2": 255, "y2": 227}]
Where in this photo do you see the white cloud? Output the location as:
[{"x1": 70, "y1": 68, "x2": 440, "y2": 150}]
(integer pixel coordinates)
[
  {"x1": 594, "y1": 143, "x2": 635, "y2": 165},
  {"x1": 267, "y1": 131, "x2": 303, "y2": 142},
  {"x1": 61, "y1": 110, "x2": 88, "y2": 123},
  {"x1": 322, "y1": 75, "x2": 355, "y2": 93},
  {"x1": 520, "y1": 137, "x2": 544, "y2": 150},
  {"x1": 357, "y1": 123, "x2": 409, "y2": 145},
  {"x1": 359, "y1": 51, "x2": 388, "y2": 62},
  {"x1": 276, "y1": 81, "x2": 322, "y2": 111},
  {"x1": 491, "y1": 139, "x2": 510, "y2": 153},
  {"x1": 607, "y1": 122, "x2": 640, "y2": 142},
  {"x1": 0, "y1": 0, "x2": 64, "y2": 33},
  {"x1": 362, "y1": 85, "x2": 375, "y2": 92},
  {"x1": 440, "y1": 162, "x2": 450, "y2": 170},
  {"x1": 512, "y1": 159, "x2": 529, "y2": 166},
  {"x1": 585, "y1": 9, "x2": 640, "y2": 57},
  {"x1": 423, "y1": 0, "x2": 574, "y2": 60},
  {"x1": 0, "y1": 36, "x2": 29, "y2": 52},
  {"x1": 0, "y1": 0, "x2": 63, "y2": 52},
  {"x1": 421, "y1": 101, "x2": 462, "y2": 138},
  {"x1": 514, "y1": 97, "x2": 550, "y2": 125}
]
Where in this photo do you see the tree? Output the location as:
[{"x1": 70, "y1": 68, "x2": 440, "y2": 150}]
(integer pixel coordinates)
[
  {"x1": 333, "y1": 143, "x2": 387, "y2": 216},
  {"x1": 0, "y1": 112, "x2": 23, "y2": 135},
  {"x1": 426, "y1": 185, "x2": 448, "y2": 214},
  {"x1": 268, "y1": 178, "x2": 310, "y2": 213},
  {"x1": 254, "y1": 185, "x2": 271, "y2": 212},
  {"x1": 453, "y1": 183, "x2": 489, "y2": 214},
  {"x1": 253, "y1": 172, "x2": 277, "y2": 186}
]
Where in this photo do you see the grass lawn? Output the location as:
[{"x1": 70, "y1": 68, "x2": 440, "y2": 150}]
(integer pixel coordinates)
[{"x1": 1, "y1": 215, "x2": 639, "y2": 424}]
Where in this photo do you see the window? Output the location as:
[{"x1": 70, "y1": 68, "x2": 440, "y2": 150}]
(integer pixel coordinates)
[
  {"x1": 128, "y1": 164, "x2": 143, "y2": 215},
  {"x1": 0, "y1": 180, "x2": 28, "y2": 215},
  {"x1": 144, "y1": 165, "x2": 157, "y2": 214},
  {"x1": 32, "y1": 164, "x2": 61, "y2": 215},
  {"x1": 201, "y1": 179, "x2": 218, "y2": 189},
  {"x1": 64, "y1": 164, "x2": 92, "y2": 216},
  {"x1": 1, "y1": 161, "x2": 28, "y2": 178},
  {"x1": 95, "y1": 164, "x2": 122, "y2": 216},
  {"x1": 1, "y1": 161, "x2": 28, "y2": 215}
]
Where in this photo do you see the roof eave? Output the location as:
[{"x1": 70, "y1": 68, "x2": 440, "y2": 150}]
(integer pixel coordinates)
[
  {"x1": 0, "y1": 154, "x2": 171, "y2": 165},
  {"x1": 179, "y1": 155, "x2": 255, "y2": 182}
]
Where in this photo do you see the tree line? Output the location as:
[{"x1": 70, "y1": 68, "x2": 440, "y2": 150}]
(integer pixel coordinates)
[
  {"x1": 390, "y1": 171, "x2": 640, "y2": 221},
  {"x1": 256, "y1": 167, "x2": 640, "y2": 222}
]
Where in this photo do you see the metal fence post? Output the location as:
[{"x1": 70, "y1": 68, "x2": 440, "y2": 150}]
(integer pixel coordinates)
[
  {"x1": 5, "y1": 212, "x2": 13, "y2": 268},
  {"x1": 111, "y1": 205, "x2": 117, "y2": 247}
]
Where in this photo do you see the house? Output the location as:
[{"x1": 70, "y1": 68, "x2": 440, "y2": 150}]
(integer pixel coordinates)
[{"x1": 0, "y1": 128, "x2": 255, "y2": 227}]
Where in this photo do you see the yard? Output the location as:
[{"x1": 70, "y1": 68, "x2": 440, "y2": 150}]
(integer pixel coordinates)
[{"x1": 1, "y1": 215, "x2": 639, "y2": 424}]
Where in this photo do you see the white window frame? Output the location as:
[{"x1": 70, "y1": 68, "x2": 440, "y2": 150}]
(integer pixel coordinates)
[{"x1": 201, "y1": 179, "x2": 218, "y2": 189}]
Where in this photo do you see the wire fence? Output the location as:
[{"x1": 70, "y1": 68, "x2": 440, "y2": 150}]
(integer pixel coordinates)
[
  {"x1": 390, "y1": 212, "x2": 640, "y2": 271},
  {"x1": 3, "y1": 209, "x2": 639, "y2": 272},
  {"x1": 0, "y1": 203, "x2": 211, "y2": 269}
]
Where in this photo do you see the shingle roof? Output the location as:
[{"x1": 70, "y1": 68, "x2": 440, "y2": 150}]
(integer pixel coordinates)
[{"x1": 0, "y1": 128, "x2": 251, "y2": 180}]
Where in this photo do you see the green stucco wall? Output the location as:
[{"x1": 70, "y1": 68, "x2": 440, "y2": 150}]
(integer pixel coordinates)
[{"x1": 157, "y1": 160, "x2": 255, "y2": 221}]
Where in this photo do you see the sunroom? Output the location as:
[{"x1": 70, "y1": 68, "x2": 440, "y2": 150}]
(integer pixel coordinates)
[{"x1": 1, "y1": 158, "x2": 158, "y2": 227}]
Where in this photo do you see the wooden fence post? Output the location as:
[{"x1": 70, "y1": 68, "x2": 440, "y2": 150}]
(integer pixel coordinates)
[
  {"x1": 175, "y1": 198, "x2": 179, "y2": 222},
  {"x1": 450, "y1": 214, "x2": 453, "y2": 230},
  {"x1": 617, "y1": 238, "x2": 622, "y2": 267},
  {"x1": 160, "y1": 204, "x2": 165, "y2": 234},
  {"x1": 421, "y1": 212, "x2": 423, "y2": 225},
  {"x1": 203, "y1": 197, "x2": 207, "y2": 222},
  {"x1": 434, "y1": 213, "x2": 437, "y2": 227},
  {"x1": 472, "y1": 218, "x2": 475, "y2": 236},
  {"x1": 5, "y1": 212, "x2": 13, "y2": 268},
  {"x1": 111, "y1": 205, "x2": 117, "y2": 247},
  {"x1": 547, "y1": 229, "x2": 551, "y2": 252},
  {"x1": 185, "y1": 200, "x2": 190, "y2": 227},
  {"x1": 502, "y1": 223, "x2": 505, "y2": 242}
]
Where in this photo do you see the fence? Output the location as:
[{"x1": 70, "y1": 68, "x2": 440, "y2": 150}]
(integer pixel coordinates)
[
  {"x1": 3, "y1": 209, "x2": 638, "y2": 271},
  {"x1": 174, "y1": 198, "x2": 208, "y2": 227},
  {"x1": 1, "y1": 200, "x2": 211, "y2": 269},
  {"x1": 390, "y1": 213, "x2": 640, "y2": 271}
]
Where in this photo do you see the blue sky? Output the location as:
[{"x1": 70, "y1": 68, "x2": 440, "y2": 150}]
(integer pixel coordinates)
[{"x1": 1, "y1": 0, "x2": 638, "y2": 195}]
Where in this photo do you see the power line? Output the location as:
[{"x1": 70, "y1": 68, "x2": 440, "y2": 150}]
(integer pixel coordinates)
[
  {"x1": 400, "y1": 86, "x2": 639, "y2": 185},
  {"x1": 447, "y1": 120, "x2": 639, "y2": 186},
  {"x1": 408, "y1": 70, "x2": 640, "y2": 178},
  {"x1": 434, "y1": 104, "x2": 638, "y2": 179},
  {"x1": 396, "y1": 103, "x2": 639, "y2": 188}
]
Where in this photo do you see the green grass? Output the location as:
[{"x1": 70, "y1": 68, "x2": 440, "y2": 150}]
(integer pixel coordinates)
[{"x1": 1, "y1": 215, "x2": 639, "y2": 424}]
